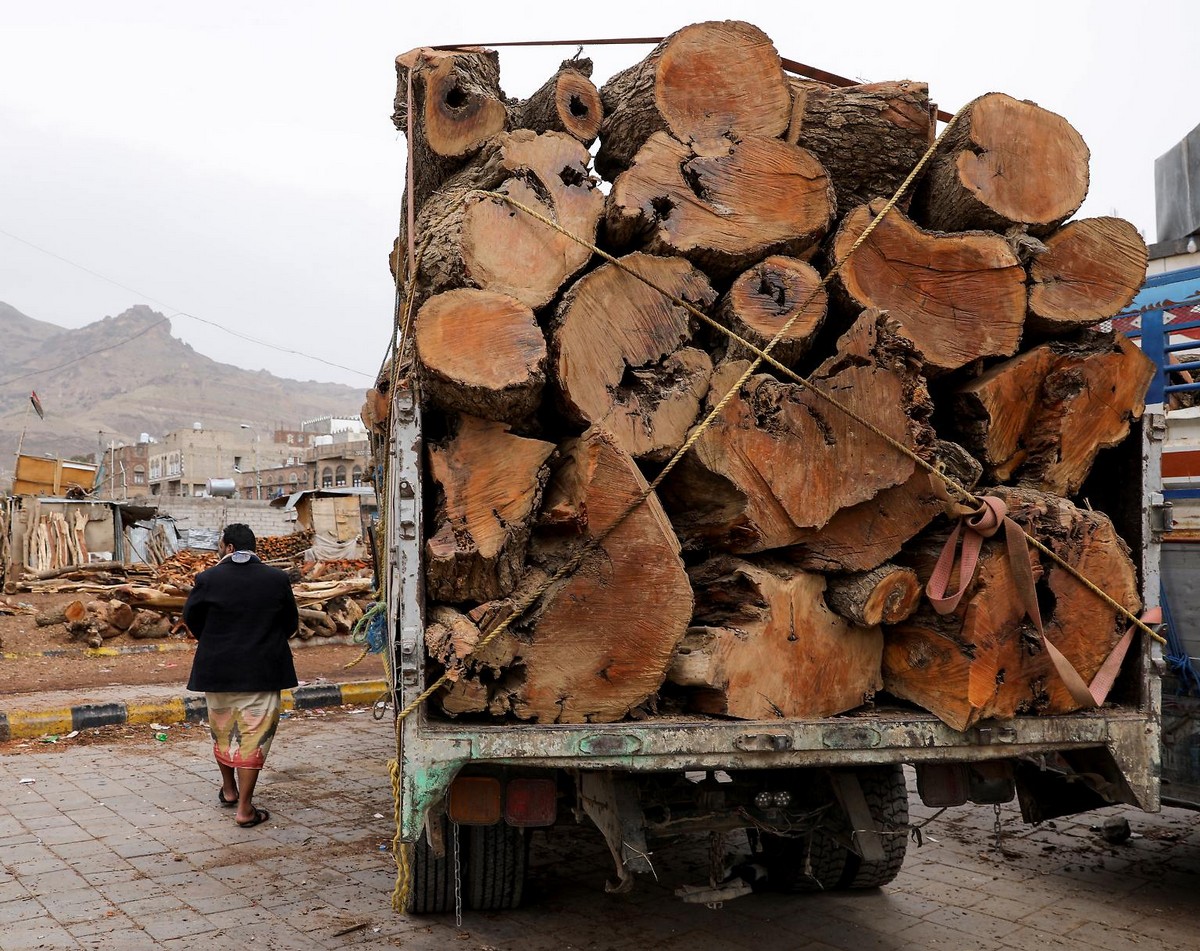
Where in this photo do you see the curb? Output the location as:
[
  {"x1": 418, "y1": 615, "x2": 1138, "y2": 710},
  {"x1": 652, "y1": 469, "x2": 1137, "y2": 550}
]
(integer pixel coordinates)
[{"x1": 0, "y1": 680, "x2": 391, "y2": 742}]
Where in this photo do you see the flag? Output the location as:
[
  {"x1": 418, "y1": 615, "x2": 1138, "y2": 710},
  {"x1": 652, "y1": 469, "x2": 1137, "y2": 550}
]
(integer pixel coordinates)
[{"x1": 30, "y1": 391, "x2": 44, "y2": 420}]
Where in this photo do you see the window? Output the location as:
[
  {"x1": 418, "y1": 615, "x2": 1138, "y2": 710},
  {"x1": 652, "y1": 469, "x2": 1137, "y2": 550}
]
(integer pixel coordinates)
[
  {"x1": 133, "y1": 466, "x2": 146, "y2": 485},
  {"x1": 322, "y1": 467, "x2": 333, "y2": 488},
  {"x1": 352, "y1": 466, "x2": 363, "y2": 487},
  {"x1": 234, "y1": 456, "x2": 242, "y2": 470},
  {"x1": 335, "y1": 465, "x2": 347, "y2": 487}
]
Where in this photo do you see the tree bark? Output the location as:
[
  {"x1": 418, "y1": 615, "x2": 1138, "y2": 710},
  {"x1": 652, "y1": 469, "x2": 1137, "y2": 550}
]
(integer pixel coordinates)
[
  {"x1": 716, "y1": 255, "x2": 826, "y2": 367},
  {"x1": 953, "y1": 331, "x2": 1155, "y2": 495},
  {"x1": 826, "y1": 563, "x2": 922, "y2": 627},
  {"x1": 662, "y1": 310, "x2": 935, "y2": 553},
  {"x1": 785, "y1": 439, "x2": 982, "y2": 573},
  {"x1": 911, "y1": 92, "x2": 1090, "y2": 236},
  {"x1": 425, "y1": 415, "x2": 556, "y2": 604},
  {"x1": 412, "y1": 130, "x2": 604, "y2": 311},
  {"x1": 550, "y1": 252, "x2": 716, "y2": 461},
  {"x1": 786, "y1": 79, "x2": 935, "y2": 214},
  {"x1": 508, "y1": 57, "x2": 603, "y2": 145},
  {"x1": 831, "y1": 199, "x2": 1027, "y2": 374},
  {"x1": 393, "y1": 47, "x2": 508, "y2": 217},
  {"x1": 488, "y1": 429, "x2": 694, "y2": 723},
  {"x1": 1027, "y1": 217, "x2": 1149, "y2": 333},
  {"x1": 415, "y1": 289, "x2": 547, "y2": 423},
  {"x1": 668, "y1": 556, "x2": 882, "y2": 719},
  {"x1": 606, "y1": 132, "x2": 835, "y2": 278},
  {"x1": 884, "y1": 487, "x2": 1141, "y2": 730},
  {"x1": 595, "y1": 20, "x2": 792, "y2": 180}
]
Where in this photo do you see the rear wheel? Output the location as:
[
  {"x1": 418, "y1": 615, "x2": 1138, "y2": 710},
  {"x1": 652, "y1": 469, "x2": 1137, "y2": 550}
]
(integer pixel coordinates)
[
  {"x1": 409, "y1": 827, "x2": 455, "y2": 914},
  {"x1": 840, "y1": 765, "x2": 909, "y2": 889},
  {"x1": 760, "y1": 766, "x2": 909, "y2": 892},
  {"x1": 467, "y1": 823, "x2": 528, "y2": 910}
]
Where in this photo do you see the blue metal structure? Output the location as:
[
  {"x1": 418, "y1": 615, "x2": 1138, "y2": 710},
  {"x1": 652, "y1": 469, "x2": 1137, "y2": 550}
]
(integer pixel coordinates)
[{"x1": 1119, "y1": 263, "x2": 1200, "y2": 406}]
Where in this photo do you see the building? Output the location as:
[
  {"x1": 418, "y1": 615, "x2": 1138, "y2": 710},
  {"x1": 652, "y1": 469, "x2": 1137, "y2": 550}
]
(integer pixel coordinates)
[
  {"x1": 96, "y1": 436, "x2": 153, "y2": 499},
  {"x1": 235, "y1": 426, "x2": 371, "y2": 499},
  {"x1": 147, "y1": 424, "x2": 299, "y2": 498}
]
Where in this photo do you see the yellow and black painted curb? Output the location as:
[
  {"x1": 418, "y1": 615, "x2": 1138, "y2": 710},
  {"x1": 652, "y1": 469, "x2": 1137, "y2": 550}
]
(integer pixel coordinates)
[{"x1": 0, "y1": 680, "x2": 390, "y2": 741}]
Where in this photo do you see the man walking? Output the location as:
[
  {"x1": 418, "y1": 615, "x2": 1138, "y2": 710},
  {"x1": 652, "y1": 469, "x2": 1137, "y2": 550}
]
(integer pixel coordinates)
[{"x1": 184, "y1": 523, "x2": 299, "y2": 828}]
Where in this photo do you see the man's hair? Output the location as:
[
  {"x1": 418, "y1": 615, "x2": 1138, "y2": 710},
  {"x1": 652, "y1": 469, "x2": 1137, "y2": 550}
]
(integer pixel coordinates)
[{"x1": 222, "y1": 523, "x2": 256, "y2": 552}]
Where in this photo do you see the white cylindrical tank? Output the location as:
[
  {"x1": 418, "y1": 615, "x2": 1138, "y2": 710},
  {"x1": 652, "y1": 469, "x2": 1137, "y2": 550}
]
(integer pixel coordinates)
[{"x1": 207, "y1": 478, "x2": 237, "y2": 497}]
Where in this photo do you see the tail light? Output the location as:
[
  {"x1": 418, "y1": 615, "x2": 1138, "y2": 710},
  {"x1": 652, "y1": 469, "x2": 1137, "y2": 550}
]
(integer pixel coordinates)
[
  {"x1": 448, "y1": 776, "x2": 502, "y2": 825},
  {"x1": 504, "y1": 778, "x2": 558, "y2": 827}
]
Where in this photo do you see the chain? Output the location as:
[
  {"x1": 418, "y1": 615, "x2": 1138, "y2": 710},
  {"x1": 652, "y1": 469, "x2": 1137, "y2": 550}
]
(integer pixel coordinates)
[
  {"x1": 453, "y1": 821, "x2": 463, "y2": 928},
  {"x1": 992, "y1": 803, "x2": 1004, "y2": 851}
]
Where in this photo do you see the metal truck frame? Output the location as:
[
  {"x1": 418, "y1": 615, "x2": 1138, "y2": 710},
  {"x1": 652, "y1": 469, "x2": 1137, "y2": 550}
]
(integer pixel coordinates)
[{"x1": 384, "y1": 383, "x2": 1166, "y2": 912}]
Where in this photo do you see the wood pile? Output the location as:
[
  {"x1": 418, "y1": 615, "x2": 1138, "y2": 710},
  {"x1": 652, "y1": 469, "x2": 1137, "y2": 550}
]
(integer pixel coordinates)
[
  {"x1": 23, "y1": 510, "x2": 91, "y2": 572},
  {"x1": 415, "y1": 21, "x2": 1152, "y2": 728},
  {"x1": 6, "y1": 536, "x2": 377, "y2": 648}
]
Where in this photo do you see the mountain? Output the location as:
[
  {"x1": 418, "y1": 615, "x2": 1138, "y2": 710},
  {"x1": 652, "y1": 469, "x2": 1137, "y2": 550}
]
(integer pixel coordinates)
[{"x1": 0, "y1": 303, "x2": 367, "y2": 460}]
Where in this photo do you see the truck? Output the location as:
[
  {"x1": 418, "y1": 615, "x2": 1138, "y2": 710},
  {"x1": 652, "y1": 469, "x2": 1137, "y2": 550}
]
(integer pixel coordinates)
[{"x1": 380, "y1": 27, "x2": 1171, "y2": 915}]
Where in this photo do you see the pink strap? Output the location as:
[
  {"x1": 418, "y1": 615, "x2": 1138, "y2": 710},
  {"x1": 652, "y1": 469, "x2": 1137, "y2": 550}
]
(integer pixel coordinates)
[{"x1": 927, "y1": 497, "x2": 1160, "y2": 710}]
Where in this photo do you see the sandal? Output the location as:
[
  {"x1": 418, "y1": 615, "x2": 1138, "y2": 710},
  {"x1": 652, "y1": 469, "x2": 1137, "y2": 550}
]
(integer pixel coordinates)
[
  {"x1": 218, "y1": 787, "x2": 238, "y2": 808},
  {"x1": 236, "y1": 807, "x2": 270, "y2": 828}
]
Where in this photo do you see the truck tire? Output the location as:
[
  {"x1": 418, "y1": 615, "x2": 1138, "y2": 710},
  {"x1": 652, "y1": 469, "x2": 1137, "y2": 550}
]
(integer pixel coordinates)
[
  {"x1": 761, "y1": 825, "x2": 848, "y2": 892},
  {"x1": 409, "y1": 828, "x2": 456, "y2": 914},
  {"x1": 467, "y1": 824, "x2": 528, "y2": 910},
  {"x1": 840, "y1": 764, "x2": 909, "y2": 890},
  {"x1": 760, "y1": 765, "x2": 909, "y2": 892}
]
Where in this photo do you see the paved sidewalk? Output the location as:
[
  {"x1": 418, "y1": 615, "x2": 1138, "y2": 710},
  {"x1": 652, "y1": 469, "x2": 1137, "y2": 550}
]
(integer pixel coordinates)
[{"x1": 2, "y1": 708, "x2": 1199, "y2": 950}]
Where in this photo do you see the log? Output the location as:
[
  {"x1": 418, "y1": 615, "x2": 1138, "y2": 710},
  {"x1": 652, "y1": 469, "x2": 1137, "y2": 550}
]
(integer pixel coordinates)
[
  {"x1": 425, "y1": 604, "x2": 518, "y2": 716},
  {"x1": 784, "y1": 439, "x2": 983, "y2": 573},
  {"x1": 825, "y1": 563, "x2": 922, "y2": 627},
  {"x1": 411, "y1": 130, "x2": 604, "y2": 311},
  {"x1": 911, "y1": 92, "x2": 1089, "y2": 236},
  {"x1": 35, "y1": 599, "x2": 87, "y2": 627},
  {"x1": 667, "y1": 556, "x2": 882, "y2": 719},
  {"x1": 414, "y1": 289, "x2": 547, "y2": 423},
  {"x1": 716, "y1": 255, "x2": 826, "y2": 367},
  {"x1": 605, "y1": 131, "x2": 835, "y2": 278},
  {"x1": 425, "y1": 415, "x2": 555, "y2": 603},
  {"x1": 550, "y1": 252, "x2": 716, "y2": 461},
  {"x1": 107, "y1": 600, "x2": 136, "y2": 631},
  {"x1": 786, "y1": 79, "x2": 935, "y2": 213},
  {"x1": 455, "y1": 428, "x2": 694, "y2": 723},
  {"x1": 883, "y1": 487, "x2": 1141, "y2": 730},
  {"x1": 393, "y1": 47, "x2": 508, "y2": 218},
  {"x1": 953, "y1": 332, "x2": 1155, "y2": 495},
  {"x1": 127, "y1": 612, "x2": 173, "y2": 640},
  {"x1": 661, "y1": 309, "x2": 935, "y2": 553},
  {"x1": 831, "y1": 199, "x2": 1027, "y2": 374},
  {"x1": 508, "y1": 57, "x2": 603, "y2": 145},
  {"x1": 1026, "y1": 217, "x2": 1149, "y2": 334},
  {"x1": 595, "y1": 20, "x2": 792, "y2": 180}
]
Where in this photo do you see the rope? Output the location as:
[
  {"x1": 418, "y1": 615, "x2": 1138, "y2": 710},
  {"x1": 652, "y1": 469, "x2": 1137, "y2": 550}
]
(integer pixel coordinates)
[{"x1": 456, "y1": 194, "x2": 1164, "y2": 646}]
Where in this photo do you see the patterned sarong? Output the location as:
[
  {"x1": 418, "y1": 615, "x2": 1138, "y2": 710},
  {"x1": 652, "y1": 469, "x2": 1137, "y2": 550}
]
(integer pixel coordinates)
[{"x1": 205, "y1": 691, "x2": 282, "y2": 769}]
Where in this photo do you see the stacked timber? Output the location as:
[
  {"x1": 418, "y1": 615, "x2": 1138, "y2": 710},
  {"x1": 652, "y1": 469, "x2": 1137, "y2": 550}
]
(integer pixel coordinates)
[{"x1": 394, "y1": 21, "x2": 1153, "y2": 728}]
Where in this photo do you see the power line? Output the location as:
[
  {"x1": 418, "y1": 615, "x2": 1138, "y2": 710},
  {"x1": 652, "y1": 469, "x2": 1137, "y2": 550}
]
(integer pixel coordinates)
[
  {"x1": 0, "y1": 314, "x2": 172, "y2": 386},
  {"x1": 0, "y1": 227, "x2": 375, "y2": 381}
]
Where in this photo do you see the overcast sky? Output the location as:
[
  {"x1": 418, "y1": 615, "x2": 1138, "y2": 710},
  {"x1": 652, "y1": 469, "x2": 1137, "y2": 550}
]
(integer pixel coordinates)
[{"x1": 2, "y1": 1, "x2": 1196, "y2": 387}]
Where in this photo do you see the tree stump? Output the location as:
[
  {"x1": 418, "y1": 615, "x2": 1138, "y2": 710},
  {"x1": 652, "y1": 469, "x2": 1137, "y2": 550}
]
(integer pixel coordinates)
[
  {"x1": 606, "y1": 132, "x2": 835, "y2": 278},
  {"x1": 953, "y1": 332, "x2": 1155, "y2": 495},
  {"x1": 414, "y1": 289, "x2": 547, "y2": 424},
  {"x1": 832, "y1": 200, "x2": 1027, "y2": 374},
  {"x1": 912, "y1": 92, "x2": 1090, "y2": 236},
  {"x1": 425, "y1": 416, "x2": 556, "y2": 604},
  {"x1": 595, "y1": 20, "x2": 792, "y2": 180},
  {"x1": 550, "y1": 252, "x2": 716, "y2": 461},
  {"x1": 669, "y1": 556, "x2": 882, "y2": 719},
  {"x1": 1027, "y1": 217, "x2": 1149, "y2": 334}
]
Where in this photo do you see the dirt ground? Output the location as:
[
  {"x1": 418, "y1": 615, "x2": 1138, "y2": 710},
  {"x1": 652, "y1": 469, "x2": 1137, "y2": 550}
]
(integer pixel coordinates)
[{"x1": 0, "y1": 589, "x2": 387, "y2": 696}]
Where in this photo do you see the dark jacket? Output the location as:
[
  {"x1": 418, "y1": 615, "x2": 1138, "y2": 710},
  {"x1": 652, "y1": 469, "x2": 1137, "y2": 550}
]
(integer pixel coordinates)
[{"x1": 184, "y1": 555, "x2": 299, "y2": 692}]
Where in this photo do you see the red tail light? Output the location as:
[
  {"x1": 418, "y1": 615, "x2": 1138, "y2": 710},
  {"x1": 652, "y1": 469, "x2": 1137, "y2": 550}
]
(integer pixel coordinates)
[{"x1": 504, "y1": 778, "x2": 557, "y2": 827}]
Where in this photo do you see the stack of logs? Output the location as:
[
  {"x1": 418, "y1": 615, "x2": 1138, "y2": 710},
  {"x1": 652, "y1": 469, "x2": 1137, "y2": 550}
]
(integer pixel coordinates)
[
  {"x1": 18, "y1": 541, "x2": 375, "y2": 648},
  {"x1": 392, "y1": 21, "x2": 1154, "y2": 730}
]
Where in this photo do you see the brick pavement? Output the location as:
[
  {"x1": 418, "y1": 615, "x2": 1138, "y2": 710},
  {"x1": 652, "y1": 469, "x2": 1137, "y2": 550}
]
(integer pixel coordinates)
[{"x1": 2, "y1": 707, "x2": 1198, "y2": 950}]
